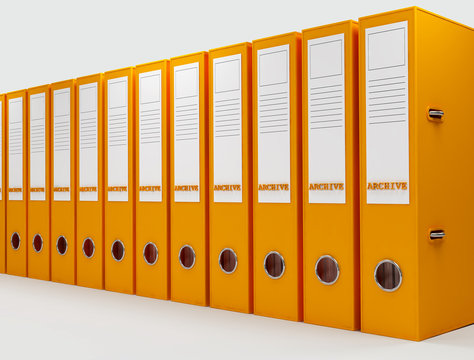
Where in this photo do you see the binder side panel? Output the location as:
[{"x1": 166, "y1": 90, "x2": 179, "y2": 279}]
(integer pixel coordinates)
[
  {"x1": 302, "y1": 21, "x2": 360, "y2": 330},
  {"x1": 359, "y1": 10, "x2": 420, "y2": 341},
  {"x1": 416, "y1": 12, "x2": 474, "y2": 339},
  {"x1": 163, "y1": 61, "x2": 170, "y2": 299},
  {"x1": 295, "y1": 33, "x2": 304, "y2": 319},
  {"x1": 104, "y1": 69, "x2": 135, "y2": 294},
  {"x1": 204, "y1": 54, "x2": 210, "y2": 305},
  {"x1": 350, "y1": 21, "x2": 361, "y2": 330},
  {"x1": 0, "y1": 95, "x2": 6, "y2": 273},
  {"x1": 6, "y1": 91, "x2": 28, "y2": 277},
  {"x1": 247, "y1": 43, "x2": 254, "y2": 312},
  {"x1": 252, "y1": 34, "x2": 302, "y2": 321},
  {"x1": 51, "y1": 82, "x2": 76, "y2": 285},
  {"x1": 209, "y1": 44, "x2": 252, "y2": 313},
  {"x1": 170, "y1": 54, "x2": 209, "y2": 306},
  {"x1": 166, "y1": 63, "x2": 171, "y2": 298},
  {"x1": 27, "y1": 86, "x2": 51, "y2": 280},
  {"x1": 76, "y1": 75, "x2": 104, "y2": 290},
  {"x1": 132, "y1": 68, "x2": 137, "y2": 294},
  {"x1": 135, "y1": 61, "x2": 169, "y2": 300}
]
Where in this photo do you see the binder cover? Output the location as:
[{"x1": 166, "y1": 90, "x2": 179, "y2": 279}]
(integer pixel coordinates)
[
  {"x1": 170, "y1": 52, "x2": 209, "y2": 306},
  {"x1": 360, "y1": 7, "x2": 474, "y2": 340},
  {"x1": 135, "y1": 60, "x2": 170, "y2": 299},
  {"x1": 0, "y1": 94, "x2": 6, "y2": 273},
  {"x1": 104, "y1": 67, "x2": 136, "y2": 294},
  {"x1": 27, "y1": 85, "x2": 51, "y2": 281},
  {"x1": 252, "y1": 33, "x2": 303, "y2": 321},
  {"x1": 76, "y1": 74, "x2": 104, "y2": 289},
  {"x1": 209, "y1": 43, "x2": 253, "y2": 313},
  {"x1": 51, "y1": 80, "x2": 76, "y2": 284},
  {"x1": 6, "y1": 90, "x2": 28, "y2": 276},
  {"x1": 302, "y1": 21, "x2": 360, "y2": 330}
]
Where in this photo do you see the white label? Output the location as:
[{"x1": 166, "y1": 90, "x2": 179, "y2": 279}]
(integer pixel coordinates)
[
  {"x1": 79, "y1": 82, "x2": 99, "y2": 202},
  {"x1": 139, "y1": 70, "x2": 162, "y2": 202},
  {"x1": 174, "y1": 62, "x2": 200, "y2": 203},
  {"x1": 107, "y1": 76, "x2": 129, "y2": 202},
  {"x1": 366, "y1": 21, "x2": 409, "y2": 204},
  {"x1": 53, "y1": 88, "x2": 71, "y2": 201},
  {"x1": 213, "y1": 54, "x2": 242, "y2": 203},
  {"x1": 257, "y1": 45, "x2": 291, "y2": 203},
  {"x1": 308, "y1": 33, "x2": 346, "y2": 204},
  {"x1": 8, "y1": 97, "x2": 23, "y2": 201},
  {"x1": 29, "y1": 93, "x2": 46, "y2": 201}
]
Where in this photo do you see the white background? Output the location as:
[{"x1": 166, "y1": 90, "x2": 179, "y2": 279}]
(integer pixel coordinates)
[{"x1": 1, "y1": 0, "x2": 474, "y2": 359}]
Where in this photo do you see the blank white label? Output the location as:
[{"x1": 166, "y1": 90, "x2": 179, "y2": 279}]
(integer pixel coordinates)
[
  {"x1": 79, "y1": 82, "x2": 99, "y2": 202},
  {"x1": 29, "y1": 93, "x2": 46, "y2": 201},
  {"x1": 257, "y1": 44, "x2": 291, "y2": 203},
  {"x1": 308, "y1": 33, "x2": 346, "y2": 204},
  {"x1": 139, "y1": 70, "x2": 162, "y2": 202},
  {"x1": 174, "y1": 62, "x2": 200, "y2": 203},
  {"x1": 8, "y1": 97, "x2": 23, "y2": 201},
  {"x1": 53, "y1": 88, "x2": 71, "y2": 201},
  {"x1": 213, "y1": 54, "x2": 242, "y2": 203},
  {"x1": 366, "y1": 21, "x2": 409, "y2": 204},
  {"x1": 107, "y1": 76, "x2": 129, "y2": 202}
]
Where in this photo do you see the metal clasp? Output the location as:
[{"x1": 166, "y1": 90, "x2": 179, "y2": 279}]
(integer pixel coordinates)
[
  {"x1": 428, "y1": 108, "x2": 444, "y2": 121},
  {"x1": 430, "y1": 230, "x2": 445, "y2": 240}
]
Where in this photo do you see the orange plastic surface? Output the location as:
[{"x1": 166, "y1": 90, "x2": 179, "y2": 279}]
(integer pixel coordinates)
[
  {"x1": 76, "y1": 73, "x2": 104, "y2": 289},
  {"x1": 50, "y1": 79, "x2": 76, "y2": 285},
  {"x1": 302, "y1": 21, "x2": 360, "y2": 330},
  {"x1": 27, "y1": 85, "x2": 51, "y2": 281},
  {"x1": 359, "y1": 7, "x2": 474, "y2": 340},
  {"x1": 252, "y1": 33, "x2": 303, "y2": 321},
  {"x1": 209, "y1": 43, "x2": 253, "y2": 313},
  {"x1": 6, "y1": 90, "x2": 28, "y2": 277},
  {"x1": 135, "y1": 60, "x2": 170, "y2": 300},
  {"x1": 104, "y1": 67, "x2": 136, "y2": 294},
  {"x1": 170, "y1": 52, "x2": 209, "y2": 306},
  {"x1": 0, "y1": 94, "x2": 6, "y2": 273}
]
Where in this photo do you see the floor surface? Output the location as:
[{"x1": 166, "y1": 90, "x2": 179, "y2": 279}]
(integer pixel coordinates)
[{"x1": 0, "y1": 274, "x2": 473, "y2": 359}]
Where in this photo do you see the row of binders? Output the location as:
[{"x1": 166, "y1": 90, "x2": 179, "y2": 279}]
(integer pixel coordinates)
[{"x1": 1, "y1": 7, "x2": 474, "y2": 341}]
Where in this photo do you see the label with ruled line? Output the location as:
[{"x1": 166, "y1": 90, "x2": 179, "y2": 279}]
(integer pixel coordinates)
[
  {"x1": 366, "y1": 21, "x2": 409, "y2": 204},
  {"x1": 257, "y1": 44, "x2": 291, "y2": 203},
  {"x1": 139, "y1": 69, "x2": 162, "y2": 202},
  {"x1": 53, "y1": 88, "x2": 71, "y2": 201},
  {"x1": 79, "y1": 82, "x2": 99, "y2": 202},
  {"x1": 8, "y1": 97, "x2": 23, "y2": 201},
  {"x1": 308, "y1": 33, "x2": 346, "y2": 204},
  {"x1": 174, "y1": 62, "x2": 200, "y2": 203},
  {"x1": 213, "y1": 54, "x2": 242, "y2": 203},
  {"x1": 107, "y1": 76, "x2": 129, "y2": 202},
  {"x1": 29, "y1": 92, "x2": 46, "y2": 201}
]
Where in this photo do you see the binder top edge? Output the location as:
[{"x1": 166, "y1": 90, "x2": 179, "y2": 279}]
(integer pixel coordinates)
[
  {"x1": 302, "y1": 19, "x2": 358, "y2": 34},
  {"x1": 136, "y1": 59, "x2": 169, "y2": 69},
  {"x1": 358, "y1": 6, "x2": 472, "y2": 31},
  {"x1": 6, "y1": 89, "x2": 27, "y2": 98},
  {"x1": 209, "y1": 42, "x2": 251, "y2": 54},
  {"x1": 358, "y1": 6, "x2": 419, "y2": 21},
  {"x1": 76, "y1": 73, "x2": 103, "y2": 83},
  {"x1": 104, "y1": 66, "x2": 135, "y2": 76},
  {"x1": 170, "y1": 51, "x2": 208, "y2": 62},
  {"x1": 252, "y1": 31, "x2": 301, "y2": 45},
  {"x1": 27, "y1": 84, "x2": 50, "y2": 93},
  {"x1": 417, "y1": 7, "x2": 473, "y2": 31},
  {"x1": 50, "y1": 78, "x2": 76, "y2": 89}
]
